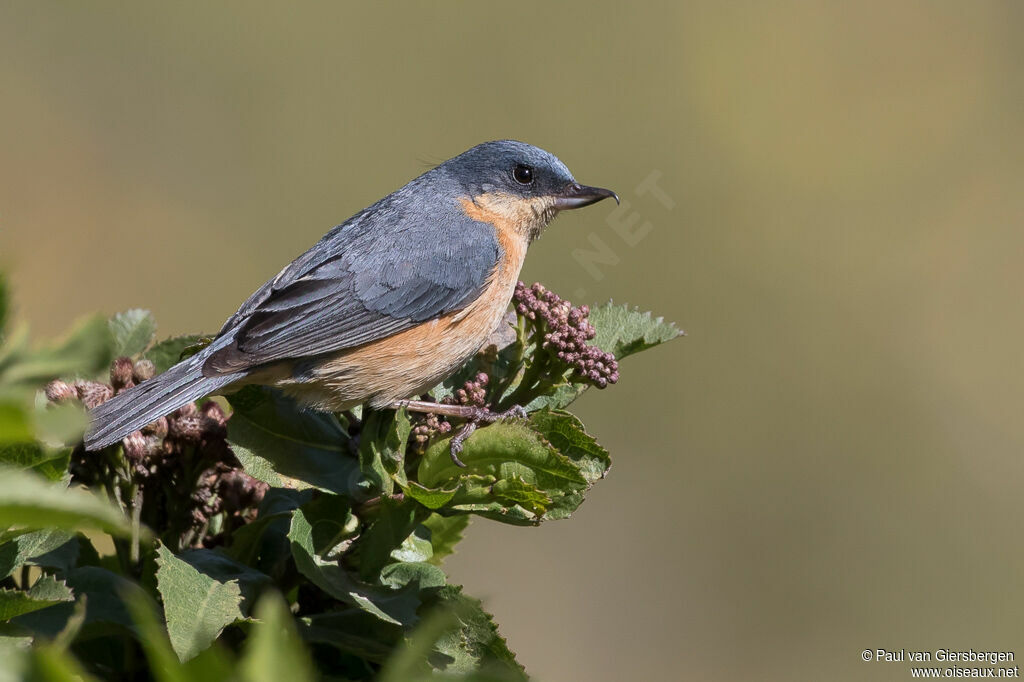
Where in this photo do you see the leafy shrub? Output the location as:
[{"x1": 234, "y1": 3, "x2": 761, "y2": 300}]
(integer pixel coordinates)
[{"x1": 0, "y1": 274, "x2": 680, "y2": 680}]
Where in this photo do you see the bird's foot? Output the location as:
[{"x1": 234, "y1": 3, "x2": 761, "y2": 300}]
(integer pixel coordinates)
[
  {"x1": 390, "y1": 399, "x2": 528, "y2": 467},
  {"x1": 448, "y1": 405, "x2": 528, "y2": 467}
]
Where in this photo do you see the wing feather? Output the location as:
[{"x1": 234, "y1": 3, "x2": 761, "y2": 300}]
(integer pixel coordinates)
[{"x1": 204, "y1": 201, "x2": 499, "y2": 375}]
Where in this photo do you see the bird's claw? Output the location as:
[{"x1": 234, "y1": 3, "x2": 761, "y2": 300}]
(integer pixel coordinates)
[{"x1": 449, "y1": 404, "x2": 528, "y2": 467}]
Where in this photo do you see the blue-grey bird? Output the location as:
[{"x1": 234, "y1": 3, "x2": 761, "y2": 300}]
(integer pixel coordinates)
[{"x1": 84, "y1": 140, "x2": 617, "y2": 458}]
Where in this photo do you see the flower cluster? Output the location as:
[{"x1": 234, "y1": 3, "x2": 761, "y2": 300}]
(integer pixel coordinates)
[
  {"x1": 46, "y1": 357, "x2": 267, "y2": 549},
  {"x1": 513, "y1": 281, "x2": 619, "y2": 388},
  {"x1": 452, "y1": 372, "x2": 489, "y2": 407},
  {"x1": 409, "y1": 373, "x2": 491, "y2": 447}
]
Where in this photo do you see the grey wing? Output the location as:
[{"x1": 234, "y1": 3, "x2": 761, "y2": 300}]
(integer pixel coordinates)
[{"x1": 203, "y1": 209, "x2": 499, "y2": 375}]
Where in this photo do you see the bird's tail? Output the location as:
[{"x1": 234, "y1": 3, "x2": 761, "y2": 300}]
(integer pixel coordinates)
[{"x1": 84, "y1": 346, "x2": 239, "y2": 451}]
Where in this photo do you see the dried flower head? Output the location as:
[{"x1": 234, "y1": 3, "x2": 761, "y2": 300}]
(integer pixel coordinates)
[
  {"x1": 110, "y1": 357, "x2": 135, "y2": 391},
  {"x1": 132, "y1": 359, "x2": 156, "y2": 383},
  {"x1": 45, "y1": 380, "x2": 78, "y2": 404}
]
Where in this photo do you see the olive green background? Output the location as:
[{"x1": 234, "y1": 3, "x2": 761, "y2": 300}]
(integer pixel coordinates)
[{"x1": 2, "y1": 2, "x2": 1022, "y2": 680}]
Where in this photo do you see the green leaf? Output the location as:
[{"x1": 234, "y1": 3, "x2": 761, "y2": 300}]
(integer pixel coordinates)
[
  {"x1": 227, "y1": 387, "x2": 360, "y2": 496},
  {"x1": 490, "y1": 478, "x2": 551, "y2": 517},
  {"x1": 422, "y1": 514, "x2": 470, "y2": 566},
  {"x1": 299, "y1": 608, "x2": 402, "y2": 663},
  {"x1": 14, "y1": 567, "x2": 138, "y2": 639},
  {"x1": 0, "y1": 444, "x2": 72, "y2": 483},
  {"x1": 0, "y1": 402, "x2": 33, "y2": 442},
  {"x1": 427, "y1": 587, "x2": 525, "y2": 678},
  {"x1": 526, "y1": 304, "x2": 682, "y2": 411},
  {"x1": 107, "y1": 309, "x2": 157, "y2": 357},
  {"x1": 349, "y1": 497, "x2": 430, "y2": 580},
  {"x1": 588, "y1": 302, "x2": 683, "y2": 359},
  {"x1": 389, "y1": 526, "x2": 434, "y2": 564},
  {"x1": 527, "y1": 409, "x2": 611, "y2": 484},
  {"x1": 143, "y1": 335, "x2": 205, "y2": 374},
  {"x1": 155, "y1": 543, "x2": 245, "y2": 662},
  {"x1": 378, "y1": 586, "x2": 526, "y2": 681},
  {"x1": 402, "y1": 481, "x2": 459, "y2": 510},
  {"x1": 125, "y1": 585, "x2": 236, "y2": 682},
  {"x1": 0, "y1": 467, "x2": 132, "y2": 537},
  {"x1": 0, "y1": 316, "x2": 113, "y2": 394},
  {"x1": 359, "y1": 409, "x2": 411, "y2": 496},
  {"x1": 415, "y1": 421, "x2": 591, "y2": 525},
  {"x1": 288, "y1": 507, "x2": 429, "y2": 627},
  {"x1": 240, "y1": 592, "x2": 314, "y2": 682},
  {"x1": 1, "y1": 400, "x2": 85, "y2": 448},
  {"x1": 418, "y1": 422, "x2": 585, "y2": 490},
  {"x1": 122, "y1": 586, "x2": 191, "y2": 682},
  {"x1": 0, "y1": 576, "x2": 74, "y2": 622},
  {"x1": 27, "y1": 643, "x2": 102, "y2": 682},
  {"x1": 0, "y1": 441, "x2": 69, "y2": 477},
  {"x1": 33, "y1": 402, "x2": 90, "y2": 445},
  {"x1": 0, "y1": 529, "x2": 77, "y2": 577},
  {"x1": 175, "y1": 548, "x2": 271, "y2": 615}
]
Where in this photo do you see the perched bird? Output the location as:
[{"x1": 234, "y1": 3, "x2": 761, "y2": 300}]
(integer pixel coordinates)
[{"x1": 85, "y1": 140, "x2": 617, "y2": 461}]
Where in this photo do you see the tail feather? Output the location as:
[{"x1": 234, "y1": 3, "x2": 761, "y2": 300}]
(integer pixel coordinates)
[{"x1": 84, "y1": 349, "x2": 239, "y2": 450}]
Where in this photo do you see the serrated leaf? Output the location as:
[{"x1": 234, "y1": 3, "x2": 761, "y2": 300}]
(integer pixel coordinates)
[
  {"x1": 14, "y1": 567, "x2": 138, "y2": 639},
  {"x1": 240, "y1": 592, "x2": 314, "y2": 682},
  {"x1": 108, "y1": 309, "x2": 157, "y2": 357},
  {"x1": 143, "y1": 335, "x2": 206, "y2": 374},
  {"x1": 288, "y1": 507, "x2": 428, "y2": 627},
  {"x1": 428, "y1": 587, "x2": 525, "y2": 678},
  {"x1": 422, "y1": 514, "x2": 470, "y2": 566},
  {"x1": 0, "y1": 529, "x2": 76, "y2": 577},
  {"x1": 0, "y1": 576, "x2": 74, "y2": 621},
  {"x1": 418, "y1": 422, "x2": 585, "y2": 491},
  {"x1": 125, "y1": 585, "x2": 236, "y2": 682},
  {"x1": 524, "y1": 304, "x2": 681, "y2": 411},
  {"x1": 527, "y1": 409, "x2": 611, "y2": 484},
  {"x1": 175, "y1": 548, "x2": 271, "y2": 614},
  {"x1": 588, "y1": 302, "x2": 682, "y2": 359},
  {"x1": 226, "y1": 387, "x2": 360, "y2": 496},
  {"x1": 155, "y1": 543, "x2": 245, "y2": 662},
  {"x1": 0, "y1": 467, "x2": 132, "y2": 537},
  {"x1": 491, "y1": 478, "x2": 551, "y2": 516},
  {"x1": 378, "y1": 586, "x2": 526, "y2": 681},
  {"x1": 415, "y1": 421, "x2": 590, "y2": 525}
]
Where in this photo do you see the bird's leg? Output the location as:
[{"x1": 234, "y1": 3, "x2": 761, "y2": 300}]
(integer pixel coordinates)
[{"x1": 389, "y1": 399, "x2": 528, "y2": 467}]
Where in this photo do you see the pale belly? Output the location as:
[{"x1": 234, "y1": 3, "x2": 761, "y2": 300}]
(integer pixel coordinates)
[{"x1": 279, "y1": 285, "x2": 514, "y2": 411}]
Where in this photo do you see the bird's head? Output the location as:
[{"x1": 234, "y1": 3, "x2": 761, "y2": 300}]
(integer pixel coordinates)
[{"x1": 439, "y1": 140, "x2": 618, "y2": 241}]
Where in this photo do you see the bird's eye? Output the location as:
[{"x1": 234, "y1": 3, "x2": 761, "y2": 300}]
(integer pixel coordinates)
[{"x1": 512, "y1": 164, "x2": 534, "y2": 185}]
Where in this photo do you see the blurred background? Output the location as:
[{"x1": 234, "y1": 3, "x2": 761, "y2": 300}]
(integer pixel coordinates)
[{"x1": 2, "y1": 2, "x2": 1022, "y2": 680}]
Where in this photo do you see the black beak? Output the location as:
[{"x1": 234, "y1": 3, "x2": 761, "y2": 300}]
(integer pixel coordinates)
[{"x1": 552, "y1": 183, "x2": 620, "y2": 210}]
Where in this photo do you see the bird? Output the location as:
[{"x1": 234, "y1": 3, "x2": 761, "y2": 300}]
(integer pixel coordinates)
[{"x1": 84, "y1": 140, "x2": 618, "y2": 462}]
